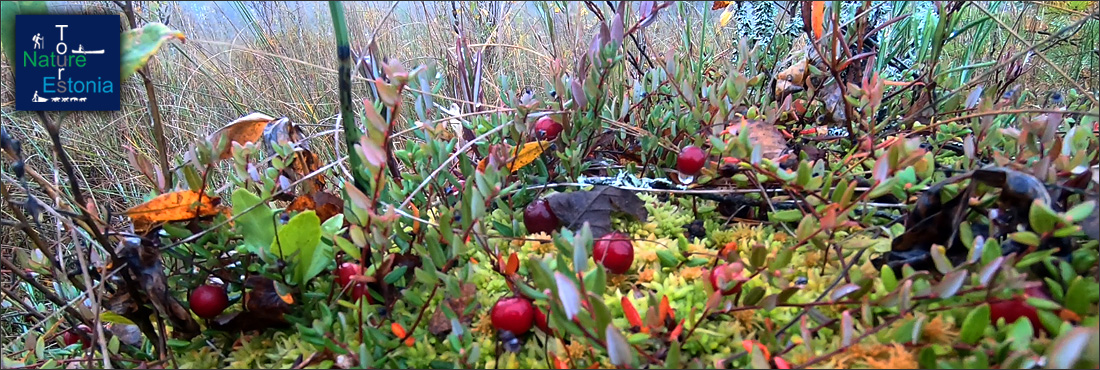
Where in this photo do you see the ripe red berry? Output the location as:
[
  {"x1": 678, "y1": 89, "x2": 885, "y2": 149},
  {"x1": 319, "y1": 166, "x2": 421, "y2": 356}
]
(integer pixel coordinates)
[
  {"x1": 535, "y1": 116, "x2": 564, "y2": 141},
  {"x1": 677, "y1": 146, "x2": 707, "y2": 175},
  {"x1": 593, "y1": 232, "x2": 635, "y2": 274},
  {"x1": 336, "y1": 262, "x2": 373, "y2": 303},
  {"x1": 989, "y1": 286, "x2": 1049, "y2": 333},
  {"x1": 189, "y1": 285, "x2": 229, "y2": 319},
  {"x1": 524, "y1": 199, "x2": 560, "y2": 235},
  {"x1": 336, "y1": 262, "x2": 363, "y2": 287},
  {"x1": 491, "y1": 296, "x2": 536, "y2": 335},
  {"x1": 709, "y1": 263, "x2": 746, "y2": 296},
  {"x1": 63, "y1": 325, "x2": 92, "y2": 348},
  {"x1": 533, "y1": 306, "x2": 551, "y2": 334}
]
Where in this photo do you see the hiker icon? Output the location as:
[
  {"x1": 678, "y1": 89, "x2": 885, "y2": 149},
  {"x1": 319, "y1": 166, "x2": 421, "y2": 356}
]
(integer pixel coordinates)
[
  {"x1": 32, "y1": 33, "x2": 43, "y2": 49},
  {"x1": 32, "y1": 91, "x2": 48, "y2": 102}
]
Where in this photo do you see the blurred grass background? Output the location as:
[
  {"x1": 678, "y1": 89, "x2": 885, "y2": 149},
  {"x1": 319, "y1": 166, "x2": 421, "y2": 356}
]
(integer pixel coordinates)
[{"x1": 1, "y1": 0, "x2": 1097, "y2": 340}]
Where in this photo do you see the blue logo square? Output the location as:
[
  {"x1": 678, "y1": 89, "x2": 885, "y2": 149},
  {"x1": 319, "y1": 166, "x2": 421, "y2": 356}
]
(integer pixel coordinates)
[{"x1": 15, "y1": 14, "x2": 121, "y2": 111}]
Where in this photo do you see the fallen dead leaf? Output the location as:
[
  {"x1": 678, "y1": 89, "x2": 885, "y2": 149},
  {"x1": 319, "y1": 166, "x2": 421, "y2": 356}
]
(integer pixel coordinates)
[
  {"x1": 209, "y1": 112, "x2": 275, "y2": 160},
  {"x1": 722, "y1": 117, "x2": 790, "y2": 161},
  {"x1": 477, "y1": 140, "x2": 550, "y2": 173},
  {"x1": 125, "y1": 190, "x2": 221, "y2": 233},
  {"x1": 428, "y1": 283, "x2": 479, "y2": 336},
  {"x1": 546, "y1": 186, "x2": 648, "y2": 238}
]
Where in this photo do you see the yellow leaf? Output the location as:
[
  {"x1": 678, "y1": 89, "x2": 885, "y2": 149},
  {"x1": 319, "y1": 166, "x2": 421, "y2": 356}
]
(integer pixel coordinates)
[
  {"x1": 125, "y1": 190, "x2": 221, "y2": 233},
  {"x1": 100, "y1": 312, "x2": 135, "y2": 325},
  {"x1": 719, "y1": 8, "x2": 735, "y2": 27},
  {"x1": 477, "y1": 141, "x2": 550, "y2": 173}
]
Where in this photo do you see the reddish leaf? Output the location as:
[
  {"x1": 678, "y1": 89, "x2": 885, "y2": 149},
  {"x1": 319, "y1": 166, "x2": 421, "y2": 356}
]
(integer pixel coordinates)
[
  {"x1": 811, "y1": 1, "x2": 825, "y2": 40},
  {"x1": 505, "y1": 252, "x2": 519, "y2": 276},
  {"x1": 668, "y1": 318, "x2": 685, "y2": 341},
  {"x1": 659, "y1": 295, "x2": 672, "y2": 322},
  {"x1": 622, "y1": 296, "x2": 643, "y2": 329}
]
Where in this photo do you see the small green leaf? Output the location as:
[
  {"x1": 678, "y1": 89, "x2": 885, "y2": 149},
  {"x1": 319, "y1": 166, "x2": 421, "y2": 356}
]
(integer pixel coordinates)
[
  {"x1": 930, "y1": 244, "x2": 953, "y2": 274},
  {"x1": 749, "y1": 245, "x2": 767, "y2": 270},
  {"x1": 1063, "y1": 277, "x2": 1097, "y2": 316},
  {"x1": 1065, "y1": 201, "x2": 1096, "y2": 223},
  {"x1": 232, "y1": 189, "x2": 276, "y2": 254},
  {"x1": 383, "y1": 266, "x2": 407, "y2": 285},
  {"x1": 1028, "y1": 199, "x2": 1061, "y2": 234},
  {"x1": 981, "y1": 238, "x2": 1002, "y2": 265},
  {"x1": 1026, "y1": 297, "x2": 1063, "y2": 311},
  {"x1": 657, "y1": 250, "x2": 680, "y2": 268},
  {"x1": 771, "y1": 247, "x2": 793, "y2": 270},
  {"x1": 272, "y1": 210, "x2": 321, "y2": 260},
  {"x1": 742, "y1": 286, "x2": 765, "y2": 306},
  {"x1": 1008, "y1": 318, "x2": 1034, "y2": 352},
  {"x1": 334, "y1": 235, "x2": 360, "y2": 261},
  {"x1": 666, "y1": 340, "x2": 682, "y2": 369},
  {"x1": 769, "y1": 209, "x2": 803, "y2": 223},
  {"x1": 296, "y1": 234, "x2": 334, "y2": 286},
  {"x1": 121, "y1": 23, "x2": 185, "y2": 82},
  {"x1": 881, "y1": 266, "x2": 897, "y2": 292},
  {"x1": 796, "y1": 160, "x2": 812, "y2": 187},
  {"x1": 1009, "y1": 231, "x2": 1041, "y2": 247},
  {"x1": 960, "y1": 303, "x2": 991, "y2": 345}
]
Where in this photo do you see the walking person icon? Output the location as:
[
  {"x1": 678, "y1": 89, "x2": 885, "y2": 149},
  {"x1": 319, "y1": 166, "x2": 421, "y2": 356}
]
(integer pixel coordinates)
[{"x1": 32, "y1": 33, "x2": 43, "y2": 49}]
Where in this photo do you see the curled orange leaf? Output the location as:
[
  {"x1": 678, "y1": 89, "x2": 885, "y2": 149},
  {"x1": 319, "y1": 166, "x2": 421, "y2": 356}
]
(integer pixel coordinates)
[
  {"x1": 208, "y1": 112, "x2": 275, "y2": 160},
  {"x1": 125, "y1": 190, "x2": 221, "y2": 233}
]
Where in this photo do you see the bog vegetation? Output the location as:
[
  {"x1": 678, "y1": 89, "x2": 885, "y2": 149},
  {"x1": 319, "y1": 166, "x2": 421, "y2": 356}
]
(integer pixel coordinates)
[{"x1": 1, "y1": 1, "x2": 1099, "y2": 369}]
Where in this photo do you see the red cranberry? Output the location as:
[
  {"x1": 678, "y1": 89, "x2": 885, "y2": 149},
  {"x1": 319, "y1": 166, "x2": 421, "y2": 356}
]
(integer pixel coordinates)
[
  {"x1": 63, "y1": 325, "x2": 92, "y2": 348},
  {"x1": 990, "y1": 286, "x2": 1049, "y2": 333},
  {"x1": 189, "y1": 285, "x2": 229, "y2": 319},
  {"x1": 524, "y1": 199, "x2": 560, "y2": 235},
  {"x1": 491, "y1": 296, "x2": 535, "y2": 335},
  {"x1": 336, "y1": 262, "x2": 363, "y2": 287},
  {"x1": 709, "y1": 263, "x2": 746, "y2": 296},
  {"x1": 677, "y1": 146, "x2": 707, "y2": 175},
  {"x1": 533, "y1": 306, "x2": 551, "y2": 334},
  {"x1": 535, "y1": 116, "x2": 564, "y2": 141},
  {"x1": 593, "y1": 232, "x2": 635, "y2": 274},
  {"x1": 336, "y1": 262, "x2": 374, "y2": 303}
]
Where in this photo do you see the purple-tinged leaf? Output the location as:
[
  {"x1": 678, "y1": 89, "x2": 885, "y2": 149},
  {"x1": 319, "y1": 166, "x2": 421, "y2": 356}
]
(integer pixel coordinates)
[
  {"x1": 964, "y1": 135, "x2": 975, "y2": 159},
  {"x1": 606, "y1": 324, "x2": 634, "y2": 367},
  {"x1": 1044, "y1": 327, "x2": 1095, "y2": 369},
  {"x1": 358, "y1": 136, "x2": 387, "y2": 168},
  {"x1": 831, "y1": 284, "x2": 860, "y2": 302},
  {"x1": 934, "y1": 270, "x2": 967, "y2": 299},
  {"x1": 554, "y1": 272, "x2": 581, "y2": 320},
  {"x1": 978, "y1": 256, "x2": 1003, "y2": 286},
  {"x1": 872, "y1": 154, "x2": 890, "y2": 183},
  {"x1": 965, "y1": 86, "x2": 983, "y2": 109},
  {"x1": 571, "y1": 78, "x2": 587, "y2": 109},
  {"x1": 841, "y1": 311, "x2": 854, "y2": 347},
  {"x1": 610, "y1": 13, "x2": 624, "y2": 48},
  {"x1": 637, "y1": 1, "x2": 658, "y2": 28}
]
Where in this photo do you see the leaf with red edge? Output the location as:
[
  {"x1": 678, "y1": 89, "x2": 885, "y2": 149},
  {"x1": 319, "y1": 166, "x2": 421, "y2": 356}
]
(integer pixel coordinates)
[
  {"x1": 774, "y1": 356, "x2": 791, "y2": 369},
  {"x1": 505, "y1": 252, "x2": 519, "y2": 276},
  {"x1": 668, "y1": 318, "x2": 685, "y2": 341},
  {"x1": 622, "y1": 296, "x2": 643, "y2": 329}
]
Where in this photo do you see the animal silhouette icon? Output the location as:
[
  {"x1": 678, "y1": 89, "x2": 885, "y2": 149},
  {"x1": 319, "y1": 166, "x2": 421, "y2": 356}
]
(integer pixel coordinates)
[
  {"x1": 61, "y1": 97, "x2": 71, "y2": 102},
  {"x1": 51, "y1": 97, "x2": 61, "y2": 102},
  {"x1": 78, "y1": 97, "x2": 87, "y2": 102}
]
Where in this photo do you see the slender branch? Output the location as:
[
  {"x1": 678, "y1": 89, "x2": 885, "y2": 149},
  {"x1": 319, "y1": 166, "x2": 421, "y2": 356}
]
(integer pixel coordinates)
[{"x1": 121, "y1": 1, "x2": 173, "y2": 189}]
